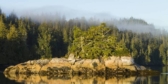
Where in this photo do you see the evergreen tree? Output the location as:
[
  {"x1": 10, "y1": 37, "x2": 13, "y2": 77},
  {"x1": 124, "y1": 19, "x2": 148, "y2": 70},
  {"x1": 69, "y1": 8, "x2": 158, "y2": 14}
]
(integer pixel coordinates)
[
  {"x1": 69, "y1": 23, "x2": 130, "y2": 59},
  {"x1": 37, "y1": 22, "x2": 52, "y2": 59},
  {"x1": 17, "y1": 20, "x2": 29, "y2": 62},
  {"x1": 6, "y1": 25, "x2": 19, "y2": 64},
  {"x1": 0, "y1": 15, "x2": 7, "y2": 64},
  {"x1": 0, "y1": 15, "x2": 7, "y2": 38}
]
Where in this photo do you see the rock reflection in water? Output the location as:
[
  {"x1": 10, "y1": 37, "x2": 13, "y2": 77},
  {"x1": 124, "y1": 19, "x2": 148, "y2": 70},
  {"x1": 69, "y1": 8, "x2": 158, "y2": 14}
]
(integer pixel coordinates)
[{"x1": 5, "y1": 73, "x2": 146, "y2": 84}]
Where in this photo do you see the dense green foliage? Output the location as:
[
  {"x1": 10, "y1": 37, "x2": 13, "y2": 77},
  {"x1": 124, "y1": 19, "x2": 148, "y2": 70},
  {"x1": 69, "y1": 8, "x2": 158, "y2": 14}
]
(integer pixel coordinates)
[
  {"x1": 0, "y1": 9, "x2": 168, "y2": 66},
  {"x1": 69, "y1": 23, "x2": 129, "y2": 59},
  {"x1": 37, "y1": 23, "x2": 52, "y2": 59}
]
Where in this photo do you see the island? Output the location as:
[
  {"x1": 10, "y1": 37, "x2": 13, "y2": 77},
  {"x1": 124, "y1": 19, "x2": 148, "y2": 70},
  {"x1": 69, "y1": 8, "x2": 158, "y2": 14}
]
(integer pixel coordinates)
[
  {"x1": 0, "y1": 9, "x2": 162, "y2": 81},
  {"x1": 4, "y1": 54, "x2": 159, "y2": 78}
]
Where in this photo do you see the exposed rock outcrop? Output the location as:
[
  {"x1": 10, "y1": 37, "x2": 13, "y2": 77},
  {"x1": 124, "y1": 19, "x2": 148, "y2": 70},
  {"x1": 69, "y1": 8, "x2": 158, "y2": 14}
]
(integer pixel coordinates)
[{"x1": 3, "y1": 55, "x2": 159, "y2": 76}]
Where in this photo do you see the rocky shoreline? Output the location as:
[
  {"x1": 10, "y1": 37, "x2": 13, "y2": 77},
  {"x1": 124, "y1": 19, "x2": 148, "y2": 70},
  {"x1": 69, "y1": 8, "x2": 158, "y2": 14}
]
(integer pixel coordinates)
[{"x1": 3, "y1": 55, "x2": 160, "y2": 76}]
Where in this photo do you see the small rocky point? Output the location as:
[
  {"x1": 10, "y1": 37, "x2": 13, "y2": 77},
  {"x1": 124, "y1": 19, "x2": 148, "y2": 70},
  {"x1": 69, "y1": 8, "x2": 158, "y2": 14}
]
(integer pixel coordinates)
[{"x1": 3, "y1": 54, "x2": 159, "y2": 76}]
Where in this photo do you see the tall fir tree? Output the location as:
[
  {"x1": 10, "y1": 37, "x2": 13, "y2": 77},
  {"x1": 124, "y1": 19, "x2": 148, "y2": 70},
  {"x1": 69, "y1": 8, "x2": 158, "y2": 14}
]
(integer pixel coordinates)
[{"x1": 37, "y1": 22, "x2": 52, "y2": 59}]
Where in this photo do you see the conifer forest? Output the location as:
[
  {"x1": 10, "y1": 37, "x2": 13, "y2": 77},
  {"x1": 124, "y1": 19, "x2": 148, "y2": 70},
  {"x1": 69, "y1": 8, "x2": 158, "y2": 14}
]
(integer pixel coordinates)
[{"x1": 0, "y1": 9, "x2": 168, "y2": 66}]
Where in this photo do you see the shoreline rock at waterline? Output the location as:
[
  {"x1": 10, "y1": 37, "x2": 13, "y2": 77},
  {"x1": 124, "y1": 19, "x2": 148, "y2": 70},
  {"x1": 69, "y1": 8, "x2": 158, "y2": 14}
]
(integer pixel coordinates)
[{"x1": 3, "y1": 55, "x2": 160, "y2": 76}]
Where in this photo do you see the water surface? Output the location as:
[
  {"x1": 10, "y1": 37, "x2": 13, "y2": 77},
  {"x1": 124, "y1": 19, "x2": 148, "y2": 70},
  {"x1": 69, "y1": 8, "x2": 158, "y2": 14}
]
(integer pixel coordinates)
[{"x1": 1, "y1": 67, "x2": 168, "y2": 84}]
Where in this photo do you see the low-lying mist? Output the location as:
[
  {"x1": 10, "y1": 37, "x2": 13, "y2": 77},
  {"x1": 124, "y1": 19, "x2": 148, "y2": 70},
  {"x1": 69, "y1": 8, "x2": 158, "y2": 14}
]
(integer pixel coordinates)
[
  {"x1": 10, "y1": 6, "x2": 167, "y2": 35},
  {"x1": 22, "y1": 15, "x2": 165, "y2": 35}
]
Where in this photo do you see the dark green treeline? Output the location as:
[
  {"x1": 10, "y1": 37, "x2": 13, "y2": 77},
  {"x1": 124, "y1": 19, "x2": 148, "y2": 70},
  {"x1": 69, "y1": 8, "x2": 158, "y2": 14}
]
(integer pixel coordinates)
[{"x1": 0, "y1": 9, "x2": 168, "y2": 66}]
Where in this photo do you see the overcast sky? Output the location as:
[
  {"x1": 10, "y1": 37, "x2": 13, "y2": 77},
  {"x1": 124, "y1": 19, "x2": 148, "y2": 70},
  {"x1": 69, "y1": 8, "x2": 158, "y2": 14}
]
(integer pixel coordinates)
[{"x1": 0, "y1": 0, "x2": 168, "y2": 29}]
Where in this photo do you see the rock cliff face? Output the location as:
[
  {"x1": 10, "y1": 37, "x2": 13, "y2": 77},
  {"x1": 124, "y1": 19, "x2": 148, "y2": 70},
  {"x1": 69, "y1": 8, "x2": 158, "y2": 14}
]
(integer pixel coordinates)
[{"x1": 3, "y1": 55, "x2": 156, "y2": 76}]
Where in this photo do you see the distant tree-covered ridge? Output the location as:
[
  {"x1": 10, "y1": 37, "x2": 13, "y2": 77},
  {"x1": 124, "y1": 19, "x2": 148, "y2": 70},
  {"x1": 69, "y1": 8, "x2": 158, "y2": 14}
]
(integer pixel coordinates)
[{"x1": 0, "y1": 9, "x2": 167, "y2": 66}]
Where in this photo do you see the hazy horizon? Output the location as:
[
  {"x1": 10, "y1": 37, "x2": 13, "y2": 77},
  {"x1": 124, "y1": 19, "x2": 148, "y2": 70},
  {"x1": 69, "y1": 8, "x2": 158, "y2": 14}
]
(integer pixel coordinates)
[{"x1": 0, "y1": 0, "x2": 168, "y2": 30}]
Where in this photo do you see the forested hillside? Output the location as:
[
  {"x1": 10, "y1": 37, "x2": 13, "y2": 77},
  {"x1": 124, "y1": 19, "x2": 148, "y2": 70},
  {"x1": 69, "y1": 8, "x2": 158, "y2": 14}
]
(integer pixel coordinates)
[{"x1": 0, "y1": 9, "x2": 168, "y2": 66}]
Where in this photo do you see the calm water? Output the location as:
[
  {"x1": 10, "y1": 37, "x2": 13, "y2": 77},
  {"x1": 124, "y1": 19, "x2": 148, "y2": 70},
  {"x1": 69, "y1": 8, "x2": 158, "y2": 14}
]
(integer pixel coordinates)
[{"x1": 1, "y1": 67, "x2": 168, "y2": 84}]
